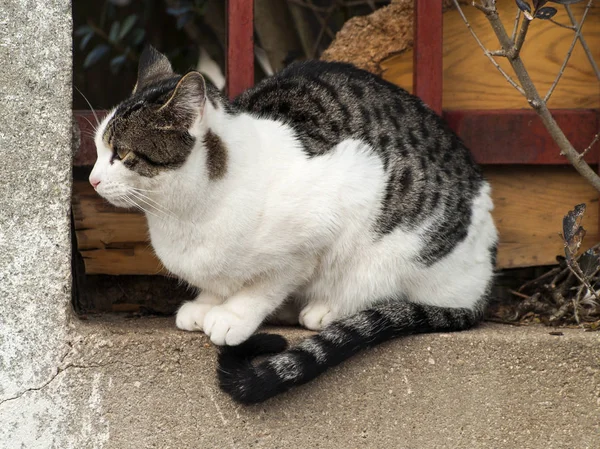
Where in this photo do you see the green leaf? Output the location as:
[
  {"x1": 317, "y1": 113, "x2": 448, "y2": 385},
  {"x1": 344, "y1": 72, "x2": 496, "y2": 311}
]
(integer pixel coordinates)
[
  {"x1": 110, "y1": 54, "x2": 127, "y2": 74},
  {"x1": 83, "y1": 44, "x2": 109, "y2": 68},
  {"x1": 119, "y1": 15, "x2": 137, "y2": 40},
  {"x1": 549, "y1": 0, "x2": 584, "y2": 4},
  {"x1": 535, "y1": 6, "x2": 557, "y2": 19},
  {"x1": 515, "y1": 0, "x2": 532, "y2": 12},
  {"x1": 109, "y1": 21, "x2": 120, "y2": 43},
  {"x1": 80, "y1": 31, "x2": 94, "y2": 50},
  {"x1": 75, "y1": 25, "x2": 93, "y2": 36},
  {"x1": 176, "y1": 13, "x2": 192, "y2": 29},
  {"x1": 130, "y1": 28, "x2": 146, "y2": 46},
  {"x1": 166, "y1": 6, "x2": 193, "y2": 16}
]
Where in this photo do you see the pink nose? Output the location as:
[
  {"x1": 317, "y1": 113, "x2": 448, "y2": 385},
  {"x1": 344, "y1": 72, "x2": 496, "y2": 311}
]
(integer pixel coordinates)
[{"x1": 90, "y1": 178, "x2": 101, "y2": 189}]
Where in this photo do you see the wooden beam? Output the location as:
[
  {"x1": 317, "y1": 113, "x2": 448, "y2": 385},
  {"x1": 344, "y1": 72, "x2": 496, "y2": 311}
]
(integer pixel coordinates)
[
  {"x1": 444, "y1": 109, "x2": 600, "y2": 165},
  {"x1": 73, "y1": 168, "x2": 600, "y2": 273},
  {"x1": 413, "y1": 0, "x2": 443, "y2": 115},
  {"x1": 73, "y1": 109, "x2": 600, "y2": 166},
  {"x1": 226, "y1": 0, "x2": 254, "y2": 99}
]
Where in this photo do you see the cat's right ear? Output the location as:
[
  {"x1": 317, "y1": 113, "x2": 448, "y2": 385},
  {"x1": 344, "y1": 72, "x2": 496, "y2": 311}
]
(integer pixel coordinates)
[
  {"x1": 133, "y1": 45, "x2": 174, "y2": 93},
  {"x1": 158, "y1": 71, "x2": 207, "y2": 123}
]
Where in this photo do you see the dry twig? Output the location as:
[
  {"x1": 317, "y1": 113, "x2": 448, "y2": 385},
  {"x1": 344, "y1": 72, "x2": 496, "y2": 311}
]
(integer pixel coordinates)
[
  {"x1": 455, "y1": 0, "x2": 600, "y2": 192},
  {"x1": 544, "y1": 1, "x2": 593, "y2": 103}
]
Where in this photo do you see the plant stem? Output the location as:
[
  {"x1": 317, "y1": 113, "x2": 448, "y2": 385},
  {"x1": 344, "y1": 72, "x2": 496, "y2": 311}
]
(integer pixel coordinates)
[
  {"x1": 580, "y1": 132, "x2": 600, "y2": 160},
  {"x1": 511, "y1": 9, "x2": 521, "y2": 41},
  {"x1": 475, "y1": 4, "x2": 600, "y2": 193},
  {"x1": 510, "y1": 16, "x2": 530, "y2": 59},
  {"x1": 565, "y1": 5, "x2": 600, "y2": 81},
  {"x1": 544, "y1": 0, "x2": 593, "y2": 103},
  {"x1": 452, "y1": 0, "x2": 525, "y2": 96}
]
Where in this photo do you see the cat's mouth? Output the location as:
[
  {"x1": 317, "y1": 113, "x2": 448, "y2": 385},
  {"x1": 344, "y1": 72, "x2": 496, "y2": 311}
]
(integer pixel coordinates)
[
  {"x1": 100, "y1": 194, "x2": 135, "y2": 210},
  {"x1": 94, "y1": 184, "x2": 140, "y2": 210}
]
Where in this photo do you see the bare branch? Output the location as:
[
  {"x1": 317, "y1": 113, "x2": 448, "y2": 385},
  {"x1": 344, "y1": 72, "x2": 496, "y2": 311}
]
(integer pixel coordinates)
[
  {"x1": 454, "y1": 0, "x2": 526, "y2": 96},
  {"x1": 510, "y1": 17, "x2": 530, "y2": 59},
  {"x1": 548, "y1": 18, "x2": 576, "y2": 30},
  {"x1": 566, "y1": 259, "x2": 600, "y2": 303},
  {"x1": 511, "y1": 9, "x2": 521, "y2": 42},
  {"x1": 472, "y1": 3, "x2": 492, "y2": 14},
  {"x1": 565, "y1": 5, "x2": 600, "y2": 81},
  {"x1": 579, "y1": 131, "x2": 600, "y2": 160},
  {"x1": 544, "y1": 0, "x2": 593, "y2": 103},
  {"x1": 464, "y1": 1, "x2": 600, "y2": 192},
  {"x1": 287, "y1": 0, "x2": 329, "y2": 12}
]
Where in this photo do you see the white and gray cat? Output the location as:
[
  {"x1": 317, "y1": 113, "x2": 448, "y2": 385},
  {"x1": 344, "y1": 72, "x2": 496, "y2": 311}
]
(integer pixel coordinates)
[{"x1": 90, "y1": 46, "x2": 498, "y2": 404}]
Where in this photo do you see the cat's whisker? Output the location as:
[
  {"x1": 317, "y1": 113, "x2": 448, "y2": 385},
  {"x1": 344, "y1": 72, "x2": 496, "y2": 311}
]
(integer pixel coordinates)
[
  {"x1": 74, "y1": 85, "x2": 100, "y2": 127},
  {"x1": 131, "y1": 192, "x2": 178, "y2": 221},
  {"x1": 128, "y1": 190, "x2": 176, "y2": 221},
  {"x1": 79, "y1": 115, "x2": 97, "y2": 133},
  {"x1": 129, "y1": 187, "x2": 159, "y2": 193},
  {"x1": 122, "y1": 194, "x2": 164, "y2": 221},
  {"x1": 129, "y1": 190, "x2": 174, "y2": 214}
]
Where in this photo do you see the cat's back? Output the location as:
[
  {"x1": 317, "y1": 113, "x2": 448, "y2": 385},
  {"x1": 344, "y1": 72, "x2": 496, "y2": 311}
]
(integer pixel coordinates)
[{"x1": 234, "y1": 60, "x2": 489, "y2": 264}]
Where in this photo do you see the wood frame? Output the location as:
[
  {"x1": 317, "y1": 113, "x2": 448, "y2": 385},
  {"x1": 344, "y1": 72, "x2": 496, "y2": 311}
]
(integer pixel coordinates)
[
  {"x1": 226, "y1": 0, "x2": 254, "y2": 98},
  {"x1": 72, "y1": 0, "x2": 600, "y2": 259},
  {"x1": 413, "y1": 0, "x2": 443, "y2": 115}
]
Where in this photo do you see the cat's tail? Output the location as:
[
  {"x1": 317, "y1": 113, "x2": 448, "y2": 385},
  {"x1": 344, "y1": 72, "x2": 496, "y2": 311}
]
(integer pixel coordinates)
[{"x1": 217, "y1": 298, "x2": 487, "y2": 404}]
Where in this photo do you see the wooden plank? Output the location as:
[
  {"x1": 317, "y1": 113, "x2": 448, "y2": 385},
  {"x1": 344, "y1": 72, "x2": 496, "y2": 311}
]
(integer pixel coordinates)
[
  {"x1": 80, "y1": 245, "x2": 164, "y2": 276},
  {"x1": 73, "y1": 181, "x2": 164, "y2": 275},
  {"x1": 382, "y1": 1, "x2": 600, "y2": 110},
  {"x1": 73, "y1": 168, "x2": 599, "y2": 273},
  {"x1": 226, "y1": 0, "x2": 254, "y2": 99},
  {"x1": 413, "y1": 0, "x2": 443, "y2": 115},
  {"x1": 444, "y1": 109, "x2": 600, "y2": 164},
  {"x1": 486, "y1": 165, "x2": 599, "y2": 269}
]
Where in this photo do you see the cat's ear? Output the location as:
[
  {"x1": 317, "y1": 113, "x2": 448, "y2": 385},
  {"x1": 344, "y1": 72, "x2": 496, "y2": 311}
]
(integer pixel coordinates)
[
  {"x1": 159, "y1": 71, "x2": 207, "y2": 119},
  {"x1": 133, "y1": 45, "x2": 174, "y2": 93}
]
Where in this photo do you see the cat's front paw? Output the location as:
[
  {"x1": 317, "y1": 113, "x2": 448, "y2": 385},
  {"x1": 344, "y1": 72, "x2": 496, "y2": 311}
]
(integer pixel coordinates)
[
  {"x1": 203, "y1": 306, "x2": 257, "y2": 346},
  {"x1": 176, "y1": 301, "x2": 215, "y2": 332},
  {"x1": 299, "y1": 303, "x2": 336, "y2": 330}
]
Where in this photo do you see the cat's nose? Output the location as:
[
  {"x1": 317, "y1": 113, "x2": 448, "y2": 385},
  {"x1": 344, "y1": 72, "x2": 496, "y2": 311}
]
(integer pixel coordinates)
[{"x1": 90, "y1": 177, "x2": 101, "y2": 189}]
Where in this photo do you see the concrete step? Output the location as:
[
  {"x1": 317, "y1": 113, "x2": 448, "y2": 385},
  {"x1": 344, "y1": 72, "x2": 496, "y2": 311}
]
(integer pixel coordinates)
[{"x1": 2, "y1": 317, "x2": 599, "y2": 448}]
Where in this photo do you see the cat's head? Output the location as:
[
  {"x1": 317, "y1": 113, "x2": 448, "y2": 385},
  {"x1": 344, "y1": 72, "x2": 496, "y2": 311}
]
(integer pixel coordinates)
[{"x1": 90, "y1": 46, "x2": 226, "y2": 208}]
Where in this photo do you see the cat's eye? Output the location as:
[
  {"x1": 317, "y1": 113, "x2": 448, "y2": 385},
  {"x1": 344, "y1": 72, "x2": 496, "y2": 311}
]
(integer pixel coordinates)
[{"x1": 113, "y1": 146, "x2": 131, "y2": 161}]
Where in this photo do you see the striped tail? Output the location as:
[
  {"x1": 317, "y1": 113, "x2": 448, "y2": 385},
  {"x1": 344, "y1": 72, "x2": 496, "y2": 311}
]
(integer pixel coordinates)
[{"x1": 218, "y1": 298, "x2": 487, "y2": 404}]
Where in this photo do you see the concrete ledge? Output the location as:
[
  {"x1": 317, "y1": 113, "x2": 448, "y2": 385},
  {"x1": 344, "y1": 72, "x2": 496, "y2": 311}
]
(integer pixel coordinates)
[{"x1": 2, "y1": 318, "x2": 598, "y2": 448}]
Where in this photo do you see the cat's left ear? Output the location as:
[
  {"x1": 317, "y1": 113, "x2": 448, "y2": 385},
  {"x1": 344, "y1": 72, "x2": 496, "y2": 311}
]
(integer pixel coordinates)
[
  {"x1": 133, "y1": 45, "x2": 174, "y2": 93},
  {"x1": 159, "y1": 71, "x2": 207, "y2": 120}
]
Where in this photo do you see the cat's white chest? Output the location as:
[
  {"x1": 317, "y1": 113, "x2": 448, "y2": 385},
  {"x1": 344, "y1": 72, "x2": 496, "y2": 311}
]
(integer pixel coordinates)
[{"x1": 147, "y1": 218, "x2": 229, "y2": 291}]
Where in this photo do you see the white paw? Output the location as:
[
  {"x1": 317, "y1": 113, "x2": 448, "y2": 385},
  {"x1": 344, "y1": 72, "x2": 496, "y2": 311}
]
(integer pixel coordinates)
[
  {"x1": 299, "y1": 303, "x2": 336, "y2": 331},
  {"x1": 203, "y1": 306, "x2": 257, "y2": 346},
  {"x1": 175, "y1": 301, "x2": 216, "y2": 332}
]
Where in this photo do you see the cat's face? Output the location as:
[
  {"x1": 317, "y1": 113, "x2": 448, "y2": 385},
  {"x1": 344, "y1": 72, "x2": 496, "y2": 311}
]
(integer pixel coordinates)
[{"x1": 90, "y1": 46, "x2": 206, "y2": 208}]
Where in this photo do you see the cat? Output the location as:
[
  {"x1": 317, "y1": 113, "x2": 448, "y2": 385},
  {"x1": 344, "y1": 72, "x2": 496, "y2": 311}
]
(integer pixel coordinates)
[{"x1": 90, "y1": 46, "x2": 498, "y2": 404}]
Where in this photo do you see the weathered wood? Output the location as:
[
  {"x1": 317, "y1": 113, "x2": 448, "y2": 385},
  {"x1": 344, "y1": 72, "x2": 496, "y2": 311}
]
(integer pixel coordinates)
[
  {"x1": 226, "y1": 0, "x2": 254, "y2": 99},
  {"x1": 73, "y1": 181, "x2": 164, "y2": 275},
  {"x1": 413, "y1": 0, "x2": 443, "y2": 114},
  {"x1": 444, "y1": 109, "x2": 600, "y2": 164},
  {"x1": 381, "y1": 1, "x2": 600, "y2": 110},
  {"x1": 484, "y1": 165, "x2": 599, "y2": 269},
  {"x1": 74, "y1": 109, "x2": 599, "y2": 167},
  {"x1": 72, "y1": 169, "x2": 600, "y2": 274}
]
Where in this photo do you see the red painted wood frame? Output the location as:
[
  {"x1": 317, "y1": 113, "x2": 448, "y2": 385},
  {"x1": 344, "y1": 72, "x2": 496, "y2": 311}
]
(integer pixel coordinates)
[
  {"x1": 226, "y1": 0, "x2": 254, "y2": 98},
  {"x1": 74, "y1": 0, "x2": 599, "y2": 166},
  {"x1": 411, "y1": 0, "x2": 599, "y2": 164}
]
